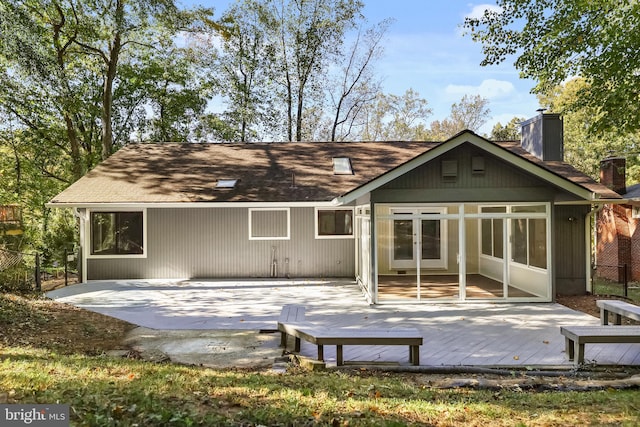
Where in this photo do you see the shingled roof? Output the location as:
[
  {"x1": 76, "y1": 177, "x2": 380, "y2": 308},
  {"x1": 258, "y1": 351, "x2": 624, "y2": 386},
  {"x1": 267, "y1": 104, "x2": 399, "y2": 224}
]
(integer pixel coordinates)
[
  {"x1": 50, "y1": 142, "x2": 436, "y2": 204},
  {"x1": 49, "y1": 134, "x2": 621, "y2": 205}
]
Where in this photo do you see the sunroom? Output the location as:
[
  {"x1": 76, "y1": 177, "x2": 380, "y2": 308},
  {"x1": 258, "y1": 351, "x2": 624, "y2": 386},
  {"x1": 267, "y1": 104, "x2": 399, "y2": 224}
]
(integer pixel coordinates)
[{"x1": 355, "y1": 202, "x2": 552, "y2": 303}]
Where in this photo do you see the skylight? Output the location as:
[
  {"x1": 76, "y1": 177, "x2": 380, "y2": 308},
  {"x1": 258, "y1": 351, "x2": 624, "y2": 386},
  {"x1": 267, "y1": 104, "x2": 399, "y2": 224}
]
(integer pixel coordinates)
[
  {"x1": 216, "y1": 179, "x2": 238, "y2": 189},
  {"x1": 332, "y1": 157, "x2": 353, "y2": 175}
]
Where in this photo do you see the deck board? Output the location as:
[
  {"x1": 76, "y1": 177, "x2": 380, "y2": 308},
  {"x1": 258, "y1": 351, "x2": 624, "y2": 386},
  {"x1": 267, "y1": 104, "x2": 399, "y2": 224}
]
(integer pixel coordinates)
[
  {"x1": 296, "y1": 302, "x2": 639, "y2": 368},
  {"x1": 378, "y1": 274, "x2": 535, "y2": 300},
  {"x1": 49, "y1": 279, "x2": 640, "y2": 368}
]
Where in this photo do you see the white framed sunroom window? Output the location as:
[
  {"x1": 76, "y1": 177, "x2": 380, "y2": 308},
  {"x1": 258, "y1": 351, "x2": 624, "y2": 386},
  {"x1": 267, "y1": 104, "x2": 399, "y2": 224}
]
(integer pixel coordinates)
[
  {"x1": 248, "y1": 208, "x2": 290, "y2": 240},
  {"x1": 510, "y1": 205, "x2": 548, "y2": 270},
  {"x1": 315, "y1": 207, "x2": 354, "y2": 239},
  {"x1": 87, "y1": 208, "x2": 147, "y2": 258}
]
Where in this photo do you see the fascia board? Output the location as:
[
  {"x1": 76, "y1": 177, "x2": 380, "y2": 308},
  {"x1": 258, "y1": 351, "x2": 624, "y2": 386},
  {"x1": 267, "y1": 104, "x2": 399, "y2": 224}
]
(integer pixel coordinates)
[
  {"x1": 335, "y1": 132, "x2": 595, "y2": 205},
  {"x1": 334, "y1": 135, "x2": 469, "y2": 205},
  {"x1": 467, "y1": 139, "x2": 594, "y2": 200},
  {"x1": 45, "y1": 201, "x2": 340, "y2": 209}
]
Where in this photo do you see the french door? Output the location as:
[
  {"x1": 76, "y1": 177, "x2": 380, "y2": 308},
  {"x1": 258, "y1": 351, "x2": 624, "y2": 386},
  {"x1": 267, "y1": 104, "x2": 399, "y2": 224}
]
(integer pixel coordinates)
[{"x1": 389, "y1": 208, "x2": 447, "y2": 270}]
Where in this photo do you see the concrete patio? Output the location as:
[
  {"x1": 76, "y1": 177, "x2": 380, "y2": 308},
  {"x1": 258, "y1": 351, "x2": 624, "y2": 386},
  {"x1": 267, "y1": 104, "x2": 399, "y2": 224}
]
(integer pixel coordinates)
[{"x1": 47, "y1": 279, "x2": 640, "y2": 368}]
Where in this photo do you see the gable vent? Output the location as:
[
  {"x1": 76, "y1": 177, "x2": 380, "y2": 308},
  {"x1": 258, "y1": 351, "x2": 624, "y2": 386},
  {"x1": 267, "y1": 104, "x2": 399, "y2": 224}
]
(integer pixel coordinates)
[
  {"x1": 441, "y1": 160, "x2": 458, "y2": 178},
  {"x1": 472, "y1": 156, "x2": 485, "y2": 174}
]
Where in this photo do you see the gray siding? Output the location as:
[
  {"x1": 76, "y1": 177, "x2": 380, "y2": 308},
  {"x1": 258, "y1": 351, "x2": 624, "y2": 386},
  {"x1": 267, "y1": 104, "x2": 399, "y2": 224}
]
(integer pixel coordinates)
[
  {"x1": 250, "y1": 209, "x2": 288, "y2": 238},
  {"x1": 88, "y1": 207, "x2": 354, "y2": 280},
  {"x1": 554, "y1": 205, "x2": 590, "y2": 295}
]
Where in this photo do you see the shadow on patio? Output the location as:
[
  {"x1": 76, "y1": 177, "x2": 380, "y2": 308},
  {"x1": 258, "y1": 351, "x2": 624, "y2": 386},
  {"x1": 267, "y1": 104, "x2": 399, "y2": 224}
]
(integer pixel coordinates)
[{"x1": 47, "y1": 279, "x2": 640, "y2": 368}]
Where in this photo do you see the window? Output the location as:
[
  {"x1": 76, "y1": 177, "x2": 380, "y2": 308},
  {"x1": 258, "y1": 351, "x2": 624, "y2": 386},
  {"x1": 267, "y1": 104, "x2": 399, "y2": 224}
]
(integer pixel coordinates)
[
  {"x1": 216, "y1": 179, "x2": 238, "y2": 189},
  {"x1": 249, "y1": 208, "x2": 290, "y2": 240},
  {"x1": 511, "y1": 217, "x2": 547, "y2": 269},
  {"x1": 529, "y1": 219, "x2": 547, "y2": 269},
  {"x1": 481, "y1": 207, "x2": 505, "y2": 259},
  {"x1": 91, "y1": 211, "x2": 144, "y2": 256},
  {"x1": 389, "y1": 207, "x2": 447, "y2": 269},
  {"x1": 332, "y1": 157, "x2": 353, "y2": 175},
  {"x1": 316, "y1": 208, "x2": 354, "y2": 238},
  {"x1": 481, "y1": 218, "x2": 504, "y2": 259}
]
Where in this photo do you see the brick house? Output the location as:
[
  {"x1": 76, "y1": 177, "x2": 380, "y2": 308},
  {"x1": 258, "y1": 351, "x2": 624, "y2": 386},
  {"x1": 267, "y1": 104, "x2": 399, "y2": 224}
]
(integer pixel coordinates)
[{"x1": 596, "y1": 157, "x2": 640, "y2": 282}]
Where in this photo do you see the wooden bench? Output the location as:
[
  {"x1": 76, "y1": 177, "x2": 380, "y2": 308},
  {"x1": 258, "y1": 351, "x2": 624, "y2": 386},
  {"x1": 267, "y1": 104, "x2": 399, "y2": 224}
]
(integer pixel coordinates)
[
  {"x1": 277, "y1": 304, "x2": 309, "y2": 350},
  {"x1": 560, "y1": 325, "x2": 640, "y2": 366},
  {"x1": 596, "y1": 300, "x2": 640, "y2": 325},
  {"x1": 277, "y1": 305, "x2": 423, "y2": 366},
  {"x1": 293, "y1": 325, "x2": 423, "y2": 366}
]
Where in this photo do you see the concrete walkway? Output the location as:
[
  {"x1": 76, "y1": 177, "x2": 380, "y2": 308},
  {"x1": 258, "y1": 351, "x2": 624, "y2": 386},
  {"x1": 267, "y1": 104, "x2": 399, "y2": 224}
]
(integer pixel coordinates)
[{"x1": 47, "y1": 279, "x2": 640, "y2": 368}]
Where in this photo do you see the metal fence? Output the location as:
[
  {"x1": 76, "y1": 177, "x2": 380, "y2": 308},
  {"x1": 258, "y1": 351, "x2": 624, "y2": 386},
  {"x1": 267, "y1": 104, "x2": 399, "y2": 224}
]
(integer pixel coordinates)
[
  {"x1": 592, "y1": 263, "x2": 637, "y2": 301},
  {"x1": 0, "y1": 246, "x2": 79, "y2": 292},
  {"x1": 0, "y1": 247, "x2": 40, "y2": 291}
]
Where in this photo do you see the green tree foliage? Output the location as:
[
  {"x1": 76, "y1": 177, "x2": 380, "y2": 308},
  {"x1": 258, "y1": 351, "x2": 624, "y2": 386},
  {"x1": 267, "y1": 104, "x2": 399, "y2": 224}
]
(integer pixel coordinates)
[
  {"x1": 0, "y1": 123, "x2": 72, "y2": 259},
  {"x1": 269, "y1": 0, "x2": 365, "y2": 142},
  {"x1": 539, "y1": 78, "x2": 640, "y2": 183},
  {"x1": 214, "y1": 0, "x2": 367, "y2": 142},
  {"x1": 328, "y1": 19, "x2": 391, "y2": 141},
  {"x1": 464, "y1": 1, "x2": 640, "y2": 134},
  {"x1": 211, "y1": 0, "x2": 276, "y2": 142},
  {"x1": 0, "y1": 0, "x2": 214, "y2": 258},
  {"x1": 490, "y1": 116, "x2": 524, "y2": 141},
  {"x1": 359, "y1": 89, "x2": 432, "y2": 141},
  {"x1": 427, "y1": 95, "x2": 491, "y2": 140}
]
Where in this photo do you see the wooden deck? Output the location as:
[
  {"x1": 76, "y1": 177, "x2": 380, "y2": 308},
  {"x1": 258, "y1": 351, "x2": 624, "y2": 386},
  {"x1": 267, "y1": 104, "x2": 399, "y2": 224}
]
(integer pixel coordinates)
[
  {"x1": 49, "y1": 279, "x2": 640, "y2": 368},
  {"x1": 290, "y1": 302, "x2": 640, "y2": 368},
  {"x1": 378, "y1": 274, "x2": 534, "y2": 300}
]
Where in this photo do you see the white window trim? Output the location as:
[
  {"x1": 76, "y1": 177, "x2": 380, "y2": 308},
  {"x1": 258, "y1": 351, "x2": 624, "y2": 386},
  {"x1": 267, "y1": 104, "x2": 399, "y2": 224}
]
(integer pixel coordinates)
[
  {"x1": 478, "y1": 205, "x2": 507, "y2": 261},
  {"x1": 475, "y1": 204, "x2": 549, "y2": 270},
  {"x1": 248, "y1": 208, "x2": 291, "y2": 240},
  {"x1": 509, "y1": 216, "x2": 548, "y2": 271},
  {"x1": 86, "y1": 208, "x2": 147, "y2": 259},
  {"x1": 314, "y1": 207, "x2": 355, "y2": 239}
]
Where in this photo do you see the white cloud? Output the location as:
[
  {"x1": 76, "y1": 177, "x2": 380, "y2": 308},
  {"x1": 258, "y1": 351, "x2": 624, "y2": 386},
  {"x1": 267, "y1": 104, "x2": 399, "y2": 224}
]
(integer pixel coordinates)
[
  {"x1": 465, "y1": 4, "x2": 503, "y2": 20},
  {"x1": 445, "y1": 79, "x2": 515, "y2": 100}
]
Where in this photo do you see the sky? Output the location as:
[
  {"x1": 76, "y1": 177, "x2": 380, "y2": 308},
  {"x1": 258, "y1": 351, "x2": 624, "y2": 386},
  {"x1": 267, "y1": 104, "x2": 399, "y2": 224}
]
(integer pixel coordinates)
[{"x1": 200, "y1": 0, "x2": 541, "y2": 135}]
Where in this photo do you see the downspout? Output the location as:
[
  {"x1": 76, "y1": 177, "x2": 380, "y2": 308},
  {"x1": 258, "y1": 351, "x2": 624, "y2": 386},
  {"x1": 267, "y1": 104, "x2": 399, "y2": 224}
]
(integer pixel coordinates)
[
  {"x1": 73, "y1": 207, "x2": 88, "y2": 283},
  {"x1": 586, "y1": 204, "x2": 605, "y2": 294}
]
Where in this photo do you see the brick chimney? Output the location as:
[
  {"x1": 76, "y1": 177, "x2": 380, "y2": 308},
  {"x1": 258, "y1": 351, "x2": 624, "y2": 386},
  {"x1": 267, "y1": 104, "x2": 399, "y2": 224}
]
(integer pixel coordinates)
[
  {"x1": 520, "y1": 113, "x2": 564, "y2": 161},
  {"x1": 600, "y1": 157, "x2": 626, "y2": 195}
]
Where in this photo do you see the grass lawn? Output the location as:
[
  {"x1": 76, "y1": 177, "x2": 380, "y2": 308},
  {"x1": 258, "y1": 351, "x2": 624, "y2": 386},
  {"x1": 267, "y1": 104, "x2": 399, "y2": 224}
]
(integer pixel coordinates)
[
  {"x1": 592, "y1": 279, "x2": 640, "y2": 303},
  {"x1": 1, "y1": 292, "x2": 640, "y2": 426}
]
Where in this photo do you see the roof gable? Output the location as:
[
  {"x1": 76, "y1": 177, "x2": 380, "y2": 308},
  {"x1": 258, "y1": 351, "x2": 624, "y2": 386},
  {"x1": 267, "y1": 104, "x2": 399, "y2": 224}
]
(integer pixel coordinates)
[{"x1": 335, "y1": 131, "x2": 621, "y2": 204}]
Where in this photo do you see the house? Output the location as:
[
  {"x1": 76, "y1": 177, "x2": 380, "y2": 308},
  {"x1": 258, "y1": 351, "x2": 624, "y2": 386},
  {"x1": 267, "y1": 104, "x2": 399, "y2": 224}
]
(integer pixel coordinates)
[
  {"x1": 596, "y1": 156, "x2": 640, "y2": 283},
  {"x1": 48, "y1": 113, "x2": 621, "y2": 304},
  {"x1": 0, "y1": 205, "x2": 23, "y2": 236}
]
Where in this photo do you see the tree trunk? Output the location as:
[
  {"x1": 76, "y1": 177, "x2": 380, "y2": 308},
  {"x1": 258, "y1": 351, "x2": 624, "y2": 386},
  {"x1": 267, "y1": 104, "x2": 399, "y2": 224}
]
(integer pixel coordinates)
[
  {"x1": 295, "y1": 88, "x2": 304, "y2": 142},
  {"x1": 51, "y1": 4, "x2": 84, "y2": 179},
  {"x1": 101, "y1": 0, "x2": 124, "y2": 159},
  {"x1": 331, "y1": 96, "x2": 344, "y2": 142},
  {"x1": 9, "y1": 138, "x2": 21, "y2": 195},
  {"x1": 101, "y1": 35, "x2": 120, "y2": 159},
  {"x1": 285, "y1": 71, "x2": 293, "y2": 141},
  {"x1": 64, "y1": 115, "x2": 84, "y2": 180}
]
